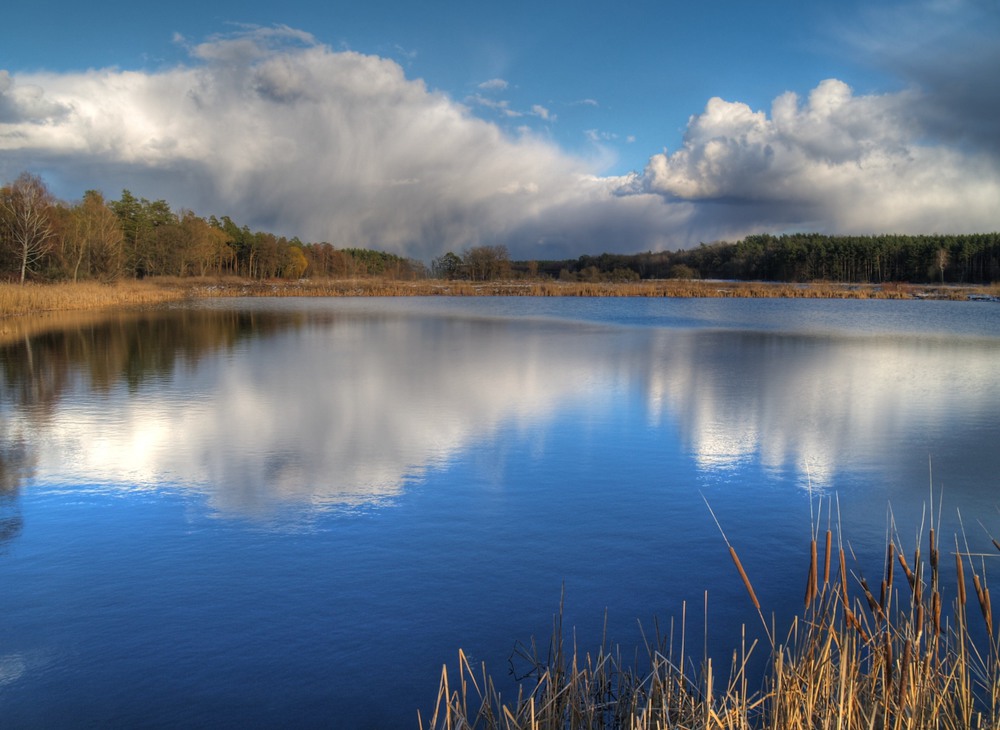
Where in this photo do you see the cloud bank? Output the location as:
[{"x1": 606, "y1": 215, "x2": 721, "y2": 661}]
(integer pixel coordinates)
[
  {"x1": 628, "y1": 78, "x2": 1000, "y2": 237},
  {"x1": 0, "y1": 21, "x2": 997, "y2": 260}
]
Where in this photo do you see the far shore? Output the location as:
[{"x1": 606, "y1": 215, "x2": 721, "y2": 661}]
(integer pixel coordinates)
[{"x1": 2, "y1": 276, "x2": 998, "y2": 321}]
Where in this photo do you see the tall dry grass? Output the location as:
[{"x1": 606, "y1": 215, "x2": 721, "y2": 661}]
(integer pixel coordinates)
[
  {"x1": 2, "y1": 277, "x2": 992, "y2": 318},
  {"x1": 421, "y1": 500, "x2": 1000, "y2": 729},
  {"x1": 0, "y1": 280, "x2": 188, "y2": 317},
  {"x1": 187, "y1": 278, "x2": 983, "y2": 300}
]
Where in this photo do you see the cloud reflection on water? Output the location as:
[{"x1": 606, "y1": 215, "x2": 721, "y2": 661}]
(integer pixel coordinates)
[
  {"x1": 637, "y1": 331, "x2": 1000, "y2": 490},
  {"x1": 2, "y1": 302, "x2": 997, "y2": 517},
  {"x1": 12, "y1": 311, "x2": 617, "y2": 515}
]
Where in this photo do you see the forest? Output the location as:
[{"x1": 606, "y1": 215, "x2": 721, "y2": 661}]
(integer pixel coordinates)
[
  {"x1": 526, "y1": 232, "x2": 1000, "y2": 285},
  {"x1": 0, "y1": 172, "x2": 425, "y2": 284},
  {"x1": 2, "y1": 171, "x2": 999, "y2": 285}
]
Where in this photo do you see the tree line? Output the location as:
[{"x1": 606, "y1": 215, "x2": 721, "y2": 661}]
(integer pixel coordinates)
[
  {"x1": 3, "y1": 171, "x2": 998, "y2": 285},
  {"x1": 525, "y1": 233, "x2": 1000, "y2": 285},
  {"x1": 0, "y1": 172, "x2": 425, "y2": 284}
]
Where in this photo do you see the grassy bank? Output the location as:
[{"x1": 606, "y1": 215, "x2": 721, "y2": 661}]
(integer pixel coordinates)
[
  {"x1": 0, "y1": 280, "x2": 190, "y2": 317},
  {"x1": 186, "y1": 277, "x2": 998, "y2": 300},
  {"x1": 422, "y1": 507, "x2": 1000, "y2": 729},
  {"x1": 3, "y1": 277, "x2": 997, "y2": 319}
]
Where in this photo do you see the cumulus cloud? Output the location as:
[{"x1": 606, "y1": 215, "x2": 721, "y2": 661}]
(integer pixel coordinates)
[
  {"x1": 0, "y1": 21, "x2": 997, "y2": 259},
  {"x1": 0, "y1": 27, "x2": 676, "y2": 259},
  {"x1": 628, "y1": 78, "x2": 1000, "y2": 237},
  {"x1": 0, "y1": 71, "x2": 70, "y2": 124}
]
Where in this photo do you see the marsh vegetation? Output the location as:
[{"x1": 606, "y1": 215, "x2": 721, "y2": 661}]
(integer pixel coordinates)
[
  {"x1": 424, "y1": 502, "x2": 1000, "y2": 729},
  {"x1": 2, "y1": 276, "x2": 996, "y2": 320}
]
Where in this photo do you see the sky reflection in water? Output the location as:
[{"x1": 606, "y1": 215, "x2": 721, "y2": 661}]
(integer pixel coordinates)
[{"x1": 1, "y1": 297, "x2": 998, "y2": 727}]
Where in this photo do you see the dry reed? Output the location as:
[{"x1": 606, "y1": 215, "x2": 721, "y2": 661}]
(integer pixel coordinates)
[
  {"x1": 420, "y1": 500, "x2": 1000, "y2": 729},
  {"x1": 0, "y1": 280, "x2": 188, "y2": 318},
  {"x1": 185, "y1": 278, "x2": 988, "y2": 301},
  {"x1": 3, "y1": 276, "x2": 993, "y2": 320}
]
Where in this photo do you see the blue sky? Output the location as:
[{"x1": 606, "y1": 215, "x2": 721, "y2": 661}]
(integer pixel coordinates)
[{"x1": 1, "y1": 0, "x2": 998, "y2": 259}]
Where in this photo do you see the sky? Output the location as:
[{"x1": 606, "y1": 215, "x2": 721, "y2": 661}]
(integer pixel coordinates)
[{"x1": 1, "y1": 0, "x2": 998, "y2": 261}]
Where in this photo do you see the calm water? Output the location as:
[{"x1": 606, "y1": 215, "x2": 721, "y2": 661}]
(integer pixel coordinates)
[{"x1": 1, "y1": 297, "x2": 999, "y2": 727}]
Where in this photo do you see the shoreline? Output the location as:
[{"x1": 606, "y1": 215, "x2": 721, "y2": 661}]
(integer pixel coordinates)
[{"x1": 1, "y1": 276, "x2": 997, "y2": 320}]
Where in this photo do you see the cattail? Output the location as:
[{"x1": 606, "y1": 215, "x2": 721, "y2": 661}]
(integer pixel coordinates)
[
  {"x1": 886, "y1": 542, "x2": 895, "y2": 589},
  {"x1": 884, "y1": 632, "x2": 894, "y2": 691},
  {"x1": 860, "y1": 577, "x2": 880, "y2": 618},
  {"x1": 973, "y1": 574, "x2": 986, "y2": 610},
  {"x1": 823, "y1": 530, "x2": 832, "y2": 586},
  {"x1": 899, "y1": 640, "x2": 912, "y2": 708},
  {"x1": 880, "y1": 579, "x2": 887, "y2": 611},
  {"x1": 845, "y1": 607, "x2": 869, "y2": 641},
  {"x1": 932, "y1": 590, "x2": 941, "y2": 636},
  {"x1": 985, "y1": 588, "x2": 994, "y2": 639},
  {"x1": 805, "y1": 552, "x2": 816, "y2": 608},
  {"x1": 972, "y1": 573, "x2": 994, "y2": 638},
  {"x1": 992, "y1": 538, "x2": 1000, "y2": 553},
  {"x1": 729, "y1": 545, "x2": 760, "y2": 611},
  {"x1": 898, "y1": 551, "x2": 915, "y2": 590}
]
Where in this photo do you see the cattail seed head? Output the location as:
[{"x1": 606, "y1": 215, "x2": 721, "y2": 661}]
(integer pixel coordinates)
[
  {"x1": 956, "y1": 553, "x2": 967, "y2": 606},
  {"x1": 823, "y1": 530, "x2": 832, "y2": 586}
]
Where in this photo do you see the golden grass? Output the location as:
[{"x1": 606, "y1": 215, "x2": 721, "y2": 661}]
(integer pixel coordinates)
[
  {"x1": 2, "y1": 277, "x2": 994, "y2": 320},
  {"x1": 187, "y1": 278, "x2": 987, "y2": 300},
  {"x1": 0, "y1": 280, "x2": 188, "y2": 318},
  {"x1": 420, "y1": 502, "x2": 1000, "y2": 729}
]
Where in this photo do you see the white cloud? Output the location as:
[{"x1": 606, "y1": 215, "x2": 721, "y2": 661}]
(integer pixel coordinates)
[
  {"x1": 469, "y1": 96, "x2": 555, "y2": 123},
  {"x1": 585, "y1": 129, "x2": 617, "y2": 143},
  {"x1": 629, "y1": 78, "x2": 1000, "y2": 237},
  {"x1": 0, "y1": 22, "x2": 997, "y2": 259},
  {"x1": 0, "y1": 70, "x2": 70, "y2": 124},
  {"x1": 477, "y1": 78, "x2": 508, "y2": 91},
  {"x1": 531, "y1": 104, "x2": 553, "y2": 121},
  {"x1": 467, "y1": 93, "x2": 522, "y2": 117},
  {"x1": 0, "y1": 28, "x2": 679, "y2": 258}
]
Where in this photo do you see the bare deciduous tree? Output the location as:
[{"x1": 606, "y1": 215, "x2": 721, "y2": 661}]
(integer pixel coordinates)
[
  {"x1": 463, "y1": 244, "x2": 510, "y2": 281},
  {"x1": 1, "y1": 172, "x2": 56, "y2": 284},
  {"x1": 64, "y1": 190, "x2": 126, "y2": 281}
]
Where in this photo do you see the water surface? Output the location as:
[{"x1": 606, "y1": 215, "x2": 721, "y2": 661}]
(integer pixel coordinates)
[{"x1": 1, "y1": 297, "x2": 998, "y2": 727}]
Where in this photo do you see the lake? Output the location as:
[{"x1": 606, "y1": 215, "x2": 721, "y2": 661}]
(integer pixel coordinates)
[{"x1": 1, "y1": 296, "x2": 999, "y2": 728}]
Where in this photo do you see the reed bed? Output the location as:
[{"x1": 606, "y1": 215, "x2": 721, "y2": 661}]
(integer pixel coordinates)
[
  {"x1": 188, "y1": 278, "x2": 982, "y2": 300},
  {"x1": 0, "y1": 280, "x2": 188, "y2": 317},
  {"x1": 2, "y1": 277, "x2": 990, "y2": 318},
  {"x1": 421, "y1": 503, "x2": 1000, "y2": 729}
]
